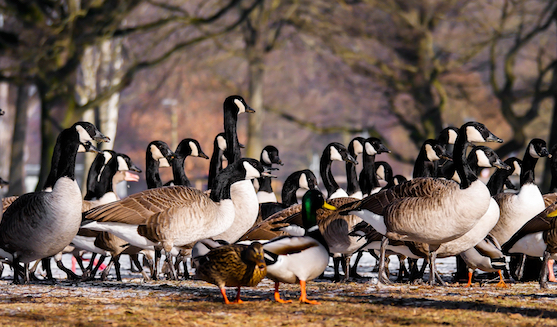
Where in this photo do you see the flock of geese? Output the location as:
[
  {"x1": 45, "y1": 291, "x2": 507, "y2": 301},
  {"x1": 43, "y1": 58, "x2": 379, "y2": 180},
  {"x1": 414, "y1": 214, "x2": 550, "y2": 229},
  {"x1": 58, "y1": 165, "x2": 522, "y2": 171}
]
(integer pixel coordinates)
[{"x1": 2, "y1": 96, "x2": 557, "y2": 304}]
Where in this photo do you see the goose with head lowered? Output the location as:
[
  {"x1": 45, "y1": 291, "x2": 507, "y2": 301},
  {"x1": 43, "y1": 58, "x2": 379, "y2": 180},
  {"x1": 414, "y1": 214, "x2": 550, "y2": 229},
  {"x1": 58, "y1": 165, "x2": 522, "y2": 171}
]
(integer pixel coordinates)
[
  {"x1": 320, "y1": 142, "x2": 358, "y2": 199},
  {"x1": 255, "y1": 145, "x2": 283, "y2": 203},
  {"x1": 341, "y1": 122, "x2": 503, "y2": 285},
  {"x1": 0, "y1": 122, "x2": 109, "y2": 283},
  {"x1": 81, "y1": 158, "x2": 271, "y2": 272}
]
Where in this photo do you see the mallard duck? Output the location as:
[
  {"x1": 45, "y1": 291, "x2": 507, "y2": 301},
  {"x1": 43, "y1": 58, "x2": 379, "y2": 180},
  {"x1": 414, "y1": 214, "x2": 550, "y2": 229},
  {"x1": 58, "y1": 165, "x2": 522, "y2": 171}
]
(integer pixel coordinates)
[
  {"x1": 195, "y1": 242, "x2": 266, "y2": 304},
  {"x1": 261, "y1": 190, "x2": 336, "y2": 305}
]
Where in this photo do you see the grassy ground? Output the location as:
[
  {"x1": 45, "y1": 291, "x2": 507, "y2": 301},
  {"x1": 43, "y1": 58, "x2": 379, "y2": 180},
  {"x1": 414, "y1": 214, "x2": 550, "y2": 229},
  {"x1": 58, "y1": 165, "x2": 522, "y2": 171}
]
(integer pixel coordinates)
[{"x1": 1, "y1": 277, "x2": 557, "y2": 326}]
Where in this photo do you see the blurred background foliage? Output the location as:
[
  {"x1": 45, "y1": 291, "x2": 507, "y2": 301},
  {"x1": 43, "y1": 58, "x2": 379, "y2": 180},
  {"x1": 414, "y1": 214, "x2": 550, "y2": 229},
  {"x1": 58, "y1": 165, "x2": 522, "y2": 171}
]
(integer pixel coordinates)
[{"x1": 1, "y1": 0, "x2": 557, "y2": 197}]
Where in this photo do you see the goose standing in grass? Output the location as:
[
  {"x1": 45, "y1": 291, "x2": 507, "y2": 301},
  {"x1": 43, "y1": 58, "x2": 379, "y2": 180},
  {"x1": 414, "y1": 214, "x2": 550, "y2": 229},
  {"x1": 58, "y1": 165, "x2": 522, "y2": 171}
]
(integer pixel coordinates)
[
  {"x1": 490, "y1": 138, "x2": 550, "y2": 246},
  {"x1": 342, "y1": 122, "x2": 503, "y2": 285},
  {"x1": 195, "y1": 242, "x2": 266, "y2": 304},
  {"x1": 81, "y1": 158, "x2": 271, "y2": 278},
  {"x1": 255, "y1": 145, "x2": 283, "y2": 203},
  {"x1": 165, "y1": 138, "x2": 209, "y2": 187},
  {"x1": 358, "y1": 138, "x2": 390, "y2": 196},
  {"x1": 320, "y1": 142, "x2": 358, "y2": 199},
  {"x1": 0, "y1": 122, "x2": 109, "y2": 283}
]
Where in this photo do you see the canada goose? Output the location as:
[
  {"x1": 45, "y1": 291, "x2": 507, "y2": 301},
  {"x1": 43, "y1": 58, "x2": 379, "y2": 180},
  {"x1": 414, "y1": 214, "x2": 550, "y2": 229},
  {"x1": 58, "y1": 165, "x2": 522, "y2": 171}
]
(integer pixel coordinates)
[
  {"x1": 165, "y1": 138, "x2": 209, "y2": 187},
  {"x1": 358, "y1": 138, "x2": 390, "y2": 196},
  {"x1": 259, "y1": 169, "x2": 318, "y2": 221},
  {"x1": 342, "y1": 122, "x2": 503, "y2": 285},
  {"x1": 208, "y1": 133, "x2": 228, "y2": 189},
  {"x1": 81, "y1": 158, "x2": 270, "y2": 272},
  {"x1": 145, "y1": 140, "x2": 176, "y2": 189},
  {"x1": 222, "y1": 95, "x2": 255, "y2": 164},
  {"x1": 346, "y1": 137, "x2": 366, "y2": 199},
  {"x1": 486, "y1": 157, "x2": 521, "y2": 196},
  {"x1": 195, "y1": 242, "x2": 266, "y2": 304},
  {"x1": 436, "y1": 126, "x2": 459, "y2": 177},
  {"x1": 0, "y1": 122, "x2": 109, "y2": 283},
  {"x1": 413, "y1": 139, "x2": 446, "y2": 178},
  {"x1": 459, "y1": 234, "x2": 507, "y2": 287},
  {"x1": 490, "y1": 138, "x2": 550, "y2": 246},
  {"x1": 320, "y1": 142, "x2": 357, "y2": 199},
  {"x1": 260, "y1": 190, "x2": 335, "y2": 304},
  {"x1": 376, "y1": 161, "x2": 407, "y2": 190},
  {"x1": 255, "y1": 145, "x2": 283, "y2": 204}
]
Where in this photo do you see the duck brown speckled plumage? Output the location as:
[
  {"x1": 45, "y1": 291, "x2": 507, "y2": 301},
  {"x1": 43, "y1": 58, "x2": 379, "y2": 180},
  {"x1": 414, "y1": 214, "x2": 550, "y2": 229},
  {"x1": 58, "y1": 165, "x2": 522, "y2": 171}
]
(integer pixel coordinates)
[{"x1": 195, "y1": 242, "x2": 267, "y2": 304}]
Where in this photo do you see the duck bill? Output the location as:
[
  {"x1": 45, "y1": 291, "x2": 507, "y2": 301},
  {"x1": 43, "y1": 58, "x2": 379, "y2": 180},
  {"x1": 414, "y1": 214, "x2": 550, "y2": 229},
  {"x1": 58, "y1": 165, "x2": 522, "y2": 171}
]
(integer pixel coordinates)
[{"x1": 322, "y1": 202, "x2": 337, "y2": 211}]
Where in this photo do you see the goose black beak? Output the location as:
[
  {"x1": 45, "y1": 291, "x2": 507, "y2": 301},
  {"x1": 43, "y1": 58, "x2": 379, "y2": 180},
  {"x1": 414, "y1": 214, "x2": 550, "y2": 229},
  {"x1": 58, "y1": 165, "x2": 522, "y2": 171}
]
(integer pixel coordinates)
[
  {"x1": 86, "y1": 143, "x2": 101, "y2": 154},
  {"x1": 0, "y1": 108, "x2": 4, "y2": 116},
  {"x1": 261, "y1": 170, "x2": 277, "y2": 178},
  {"x1": 486, "y1": 133, "x2": 503, "y2": 143},
  {"x1": 0, "y1": 178, "x2": 9, "y2": 187},
  {"x1": 345, "y1": 154, "x2": 358, "y2": 165},
  {"x1": 130, "y1": 164, "x2": 142, "y2": 173},
  {"x1": 239, "y1": 143, "x2": 246, "y2": 149},
  {"x1": 199, "y1": 152, "x2": 210, "y2": 159},
  {"x1": 379, "y1": 144, "x2": 391, "y2": 154},
  {"x1": 494, "y1": 160, "x2": 510, "y2": 170},
  {"x1": 94, "y1": 131, "x2": 111, "y2": 143},
  {"x1": 246, "y1": 106, "x2": 256, "y2": 113},
  {"x1": 541, "y1": 149, "x2": 550, "y2": 158}
]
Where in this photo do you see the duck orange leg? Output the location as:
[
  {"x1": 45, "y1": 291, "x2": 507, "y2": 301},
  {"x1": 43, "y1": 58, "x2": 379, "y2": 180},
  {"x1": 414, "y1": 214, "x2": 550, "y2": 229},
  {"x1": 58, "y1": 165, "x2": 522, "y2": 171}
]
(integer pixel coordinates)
[
  {"x1": 220, "y1": 287, "x2": 232, "y2": 304},
  {"x1": 496, "y1": 270, "x2": 508, "y2": 288},
  {"x1": 548, "y1": 259, "x2": 556, "y2": 282},
  {"x1": 274, "y1": 282, "x2": 292, "y2": 303},
  {"x1": 299, "y1": 280, "x2": 320, "y2": 305},
  {"x1": 233, "y1": 287, "x2": 244, "y2": 304}
]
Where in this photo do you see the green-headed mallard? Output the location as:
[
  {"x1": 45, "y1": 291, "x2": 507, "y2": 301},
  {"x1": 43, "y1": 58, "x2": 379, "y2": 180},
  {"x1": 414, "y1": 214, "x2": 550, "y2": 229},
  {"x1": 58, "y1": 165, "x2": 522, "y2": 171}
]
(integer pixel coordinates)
[{"x1": 195, "y1": 242, "x2": 266, "y2": 304}]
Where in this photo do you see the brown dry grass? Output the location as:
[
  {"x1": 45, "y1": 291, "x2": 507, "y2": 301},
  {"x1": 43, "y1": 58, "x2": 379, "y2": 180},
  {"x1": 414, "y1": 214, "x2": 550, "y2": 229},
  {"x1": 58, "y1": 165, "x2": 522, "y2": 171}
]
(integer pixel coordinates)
[{"x1": 1, "y1": 277, "x2": 557, "y2": 327}]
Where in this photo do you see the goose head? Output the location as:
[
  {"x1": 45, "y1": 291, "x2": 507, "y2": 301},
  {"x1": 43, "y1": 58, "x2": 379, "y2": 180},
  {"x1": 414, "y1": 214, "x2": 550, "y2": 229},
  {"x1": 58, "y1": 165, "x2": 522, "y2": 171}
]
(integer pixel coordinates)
[
  {"x1": 375, "y1": 161, "x2": 392, "y2": 181},
  {"x1": 74, "y1": 121, "x2": 110, "y2": 144},
  {"x1": 505, "y1": 157, "x2": 522, "y2": 176},
  {"x1": 438, "y1": 126, "x2": 459, "y2": 146},
  {"x1": 527, "y1": 138, "x2": 550, "y2": 159},
  {"x1": 175, "y1": 138, "x2": 209, "y2": 159},
  {"x1": 261, "y1": 145, "x2": 283, "y2": 167},
  {"x1": 461, "y1": 121, "x2": 503, "y2": 144},
  {"x1": 115, "y1": 153, "x2": 142, "y2": 183},
  {"x1": 469, "y1": 145, "x2": 509, "y2": 170},
  {"x1": 147, "y1": 140, "x2": 176, "y2": 168},
  {"x1": 297, "y1": 169, "x2": 318, "y2": 191},
  {"x1": 348, "y1": 137, "x2": 366, "y2": 157},
  {"x1": 0, "y1": 177, "x2": 8, "y2": 188},
  {"x1": 365, "y1": 137, "x2": 390, "y2": 156},
  {"x1": 224, "y1": 95, "x2": 255, "y2": 116},
  {"x1": 326, "y1": 142, "x2": 358, "y2": 165},
  {"x1": 422, "y1": 139, "x2": 447, "y2": 162}
]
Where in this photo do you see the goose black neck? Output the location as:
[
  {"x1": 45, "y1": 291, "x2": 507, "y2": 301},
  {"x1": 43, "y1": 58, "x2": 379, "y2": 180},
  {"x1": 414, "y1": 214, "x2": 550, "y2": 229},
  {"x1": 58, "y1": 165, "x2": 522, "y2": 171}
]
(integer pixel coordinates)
[
  {"x1": 520, "y1": 148, "x2": 538, "y2": 186},
  {"x1": 486, "y1": 169, "x2": 511, "y2": 196},
  {"x1": 210, "y1": 163, "x2": 247, "y2": 202},
  {"x1": 223, "y1": 106, "x2": 241, "y2": 164},
  {"x1": 320, "y1": 152, "x2": 340, "y2": 198},
  {"x1": 50, "y1": 129, "x2": 80, "y2": 183},
  {"x1": 208, "y1": 146, "x2": 225, "y2": 190},
  {"x1": 145, "y1": 152, "x2": 163, "y2": 189},
  {"x1": 454, "y1": 127, "x2": 477, "y2": 189},
  {"x1": 346, "y1": 160, "x2": 361, "y2": 195},
  {"x1": 257, "y1": 176, "x2": 273, "y2": 193},
  {"x1": 413, "y1": 149, "x2": 437, "y2": 178},
  {"x1": 86, "y1": 158, "x2": 119, "y2": 200},
  {"x1": 171, "y1": 155, "x2": 191, "y2": 187},
  {"x1": 85, "y1": 153, "x2": 107, "y2": 199},
  {"x1": 281, "y1": 173, "x2": 302, "y2": 206},
  {"x1": 359, "y1": 153, "x2": 379, "y2": 195},
  {"x1": 550, "y1": 159, "x2": 557, "y2": 193}
]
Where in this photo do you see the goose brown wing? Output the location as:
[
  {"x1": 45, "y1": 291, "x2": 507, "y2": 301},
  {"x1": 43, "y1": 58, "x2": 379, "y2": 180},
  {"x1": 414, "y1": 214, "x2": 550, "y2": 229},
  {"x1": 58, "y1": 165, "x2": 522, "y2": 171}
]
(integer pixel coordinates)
[
  {"x1": 474, "y1": 234, "x2": 504, "y2": 258},
  {"x1": 239, "y1": 204, "x2": 302, "y2": 241},
  {"x1": 83, "y1": 186, "x2": 206, "y2": 225}
]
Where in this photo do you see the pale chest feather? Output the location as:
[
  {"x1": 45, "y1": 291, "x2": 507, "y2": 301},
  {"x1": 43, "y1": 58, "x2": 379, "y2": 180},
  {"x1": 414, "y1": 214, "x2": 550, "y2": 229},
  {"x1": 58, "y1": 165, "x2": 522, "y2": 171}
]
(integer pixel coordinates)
[{"x1": 329, "y1": 188, "x2": 349, "y2": 200}]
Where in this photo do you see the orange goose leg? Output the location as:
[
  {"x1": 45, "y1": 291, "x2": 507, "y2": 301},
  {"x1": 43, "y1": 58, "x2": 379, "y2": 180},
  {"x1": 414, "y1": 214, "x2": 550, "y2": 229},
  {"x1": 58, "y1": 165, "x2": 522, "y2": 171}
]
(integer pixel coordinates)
[
  {"x1": 220, "y1": 287, "x2": 232, "y2": 304},
  {"x1": 496, "y1": 270, "x2": 508, "y2": 288},
  {"x1": 548, "y1": 259, "x2": 556, "y2": 282},
  {"x1": 465, "y1": 271, "x2": 473, "y2": 287}
]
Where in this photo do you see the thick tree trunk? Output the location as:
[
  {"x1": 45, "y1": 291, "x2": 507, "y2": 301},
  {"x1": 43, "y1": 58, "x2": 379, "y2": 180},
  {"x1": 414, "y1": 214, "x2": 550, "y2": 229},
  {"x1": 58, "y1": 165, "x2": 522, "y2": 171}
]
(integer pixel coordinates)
[{"x1": 8, "y1": 84, "x2": 30, "y2": 195}]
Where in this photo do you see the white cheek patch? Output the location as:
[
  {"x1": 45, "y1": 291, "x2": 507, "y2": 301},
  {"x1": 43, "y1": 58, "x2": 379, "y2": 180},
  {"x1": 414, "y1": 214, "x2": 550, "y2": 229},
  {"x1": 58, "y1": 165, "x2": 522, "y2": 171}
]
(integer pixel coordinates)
[
  {"x1": 365, "y1": 143, "x2": 377, "y2": 155},
  {"x1": 117, "y1": 156, "x2": 130, "y2": 171},
  {"x1": 466, "y1": 126, "x2": 485, "y2": 143},
  {"x1": 513, "y1": 162, "x2": 521, "y2": 176},
  {"x1": 448, "y1": 130, "x2": 458, "y2": 145},
  {"x1": 262, "y1": 150, "x2": 271, "y2": 165},
  {"x1": 529, "y1": 144, "x2": 540, "y2": 158},
  {"x1": 252, "y1": 178, "x2": 260, "y2": 192},
  {"x1": 217, "y1": 135, "x2": 227, "y2": 151},
  {"x1": 234, "y1": 99, "x2": 246, "y2": 113},
  {"x1": 77, "y1": 144, "x2": 86, "y2": 153},
  {"x1": 376, "y1": 165, "x2": 385, "y2": 180},
  {"x1": 452, "y1": 171, "x2": 461, "y2": 183},
  {"x1": 159, "y1": 158, "x2": 170, "y2": 168},
  {"x1": 76, "y1": 125, "x2": 93, "y2": 143},
  {"x1": 150, "y1": 145, "x2": 164, "y2": 160},
  {"x1": 243, "y1": 161, "x2": 261, "y2": 179},
  {"x1": 189, "y1": 141, "x2": 199, "y2": 157},
  {"x1": 425, "y1": 144, "x2": 440, "y2": 161},
  {"x1": 475, "y1": 150, "x2": 492, "y2": 168},
  {"x1": 330, "y1": 146, "x2": 343, "y2": 162},
  {"x1": 353, "y1": 141, "x2": 363, "y2": 156},
  {"x1": 103, "y1": 152, "x2": 113, "y2": 164},
  {"x1": 299, "y1": 173, "x2": 309, "y2": 190}
]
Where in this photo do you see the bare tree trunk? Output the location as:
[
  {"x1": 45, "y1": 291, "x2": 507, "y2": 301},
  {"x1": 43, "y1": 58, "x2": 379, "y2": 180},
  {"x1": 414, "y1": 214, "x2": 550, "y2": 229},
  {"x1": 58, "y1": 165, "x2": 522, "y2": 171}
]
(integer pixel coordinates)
[{"x1": 8, "y1": 84, "x2": 30, "y2": 195}]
